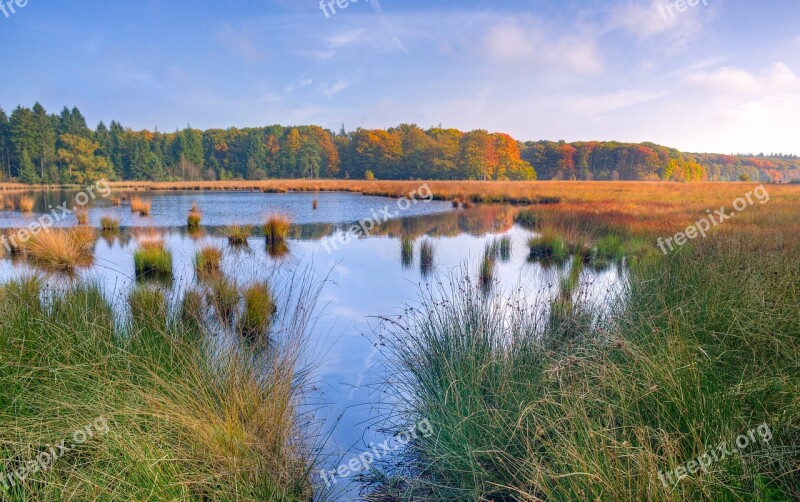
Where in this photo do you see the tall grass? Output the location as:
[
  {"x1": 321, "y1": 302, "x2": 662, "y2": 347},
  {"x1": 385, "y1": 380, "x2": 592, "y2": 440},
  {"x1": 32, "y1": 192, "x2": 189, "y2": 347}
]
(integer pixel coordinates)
[
  {"x1": 0, "y1": 276, "x2": 321, "y2": 500},
  {"x1": 371, "y1": 224, "x2": 800, "y2": 500}
]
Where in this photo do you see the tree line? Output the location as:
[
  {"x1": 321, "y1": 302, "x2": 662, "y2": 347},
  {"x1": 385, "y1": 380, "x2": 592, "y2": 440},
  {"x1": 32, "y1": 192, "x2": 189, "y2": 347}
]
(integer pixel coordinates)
[{"x1": 1, "y1": 103, "x2": 797, "y2": 184}]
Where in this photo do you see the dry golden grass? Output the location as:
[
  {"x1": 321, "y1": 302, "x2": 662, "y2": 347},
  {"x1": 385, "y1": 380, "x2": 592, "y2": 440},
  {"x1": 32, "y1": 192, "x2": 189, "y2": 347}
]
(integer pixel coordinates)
[
  {"x1": 130, "y1": 197, "x2": 151, "y2": 216},
  {"x1": 92, "y1": 180, "x2": 797, "y2": 234},
  {"x1": 75, "y1": 206, "x2": 89, "y2": 225},
  {"x1": 264, "y1": 214, "x2": 291, "y2": 245},
  {"x1": 23, "y1": 226, "x2": 97, "y2": 271},
  {"x1": 17, "y1": 196, "x2": 35, "y2": 212}
]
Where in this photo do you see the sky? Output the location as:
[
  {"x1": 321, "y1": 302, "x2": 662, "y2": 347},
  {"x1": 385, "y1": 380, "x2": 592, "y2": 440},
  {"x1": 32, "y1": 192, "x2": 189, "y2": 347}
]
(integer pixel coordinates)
[{"x1": 1, "y1": 0, "x2": 799, "y2": 155}]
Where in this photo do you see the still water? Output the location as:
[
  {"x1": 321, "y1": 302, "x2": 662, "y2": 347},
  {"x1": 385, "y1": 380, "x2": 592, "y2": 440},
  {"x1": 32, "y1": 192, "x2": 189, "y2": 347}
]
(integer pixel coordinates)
[{"x1": 0, "y1": 190, "x2": 626, "y2": 500}]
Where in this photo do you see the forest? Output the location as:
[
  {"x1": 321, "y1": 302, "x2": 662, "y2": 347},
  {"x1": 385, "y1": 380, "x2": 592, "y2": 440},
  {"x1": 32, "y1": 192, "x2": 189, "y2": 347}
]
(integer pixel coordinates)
[{"x1": 1, "y1": 103, "x2": 798, "y2": 184}]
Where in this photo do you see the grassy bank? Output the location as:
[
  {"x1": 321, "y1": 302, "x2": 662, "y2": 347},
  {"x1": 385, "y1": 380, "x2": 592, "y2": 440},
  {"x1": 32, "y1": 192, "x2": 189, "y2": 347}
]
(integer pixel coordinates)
[
  {"x1": 373, "y1": 206, "x2": 800, "y2": 500},
  {"x1": 0, "y1": 276, "x2": 320, "y2": 500}
]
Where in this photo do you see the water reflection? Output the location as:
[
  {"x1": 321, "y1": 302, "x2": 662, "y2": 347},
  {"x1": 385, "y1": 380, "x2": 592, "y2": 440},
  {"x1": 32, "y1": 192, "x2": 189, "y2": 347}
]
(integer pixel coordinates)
[{"x1": 0, "y1": 192, "x2": 628, "y2": 500}]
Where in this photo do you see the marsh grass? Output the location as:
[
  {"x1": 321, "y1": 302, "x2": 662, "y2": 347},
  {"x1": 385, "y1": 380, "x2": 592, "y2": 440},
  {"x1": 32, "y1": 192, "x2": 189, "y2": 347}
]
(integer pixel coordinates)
[
  {"x1": 17, "y1": 196, "x2": 35, "y2": 213},
  {"x1": 207, "y1": 276, "x2": 239, "y2": 323},
  {"x1": 130, "y1": 197, "x2": 151, "y2": 216},
  {"x1": 238, "y1": 282, "x2": 276, "y2": 339},
  {"x1": 133, "y1": 230, "x2": 172, "y2": 279},
  {"x1": 74, "y1": 206, "x2": 89, "y2": 225},
  {"x1": 224, "y1": 224, "x2": 253, "y2": 246},
  {"x1": 372, "y1": 216, "x2": 800, "y2": 501},
  {"x1": 100, "y1": 216, "x2": 120, "y2": 232},
  {"x1": 187, "y1": 203, "x2": 202, "y2": 230},
  {"x1": 498, "y1": 235, "x2": 512, "y2": 261},
  {"x1": 515, "y1": 208, "x2": 539, "y2": 228},
  {"x1": 129, "y1": 284, "x2": 168, "y2": 323},
  {"x1": 23, "y1": 227, "x2": 97, "y2": 271},
  {"x1": 312, "y1": 198, "x2": 318, "y2": 210},
  {"x1": 419, "y1": 239, "x2": 435, "y2": 276},
  {"x1": 527, "y1": 230, "x2": 568, "y2": 262},
  {"x1": 194, "y1": 245, "x2": 223, "y2": 278},
  {"x1": 264, "y1": 214, "x2": 291, "y2": 246},
  {"x1": 478, "y1": 243, "x2": 496, "y2": 292},
  {"x1": 400, "y1": 235, "x2": 414, "y2": 268},
  {"x1": 0, "y1": 276, "x2": 319, "y2": 500}
]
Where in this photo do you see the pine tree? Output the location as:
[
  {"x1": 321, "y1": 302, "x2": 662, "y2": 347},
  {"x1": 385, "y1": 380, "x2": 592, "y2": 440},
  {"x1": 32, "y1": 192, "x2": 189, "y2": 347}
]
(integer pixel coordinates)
[{"x1": 18, "y1": 149, "x2": 38, "y2": 184}]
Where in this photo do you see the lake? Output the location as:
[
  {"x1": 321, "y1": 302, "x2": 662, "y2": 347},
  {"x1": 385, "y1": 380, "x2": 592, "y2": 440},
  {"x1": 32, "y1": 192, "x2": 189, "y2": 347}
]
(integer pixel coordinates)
[{"x1": 0, "y1": 190, "x2": 627, "y2": 500}]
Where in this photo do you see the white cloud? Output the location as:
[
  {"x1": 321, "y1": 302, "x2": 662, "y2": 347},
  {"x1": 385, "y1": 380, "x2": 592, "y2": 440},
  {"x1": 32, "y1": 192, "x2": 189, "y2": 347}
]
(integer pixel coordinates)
[
  {"x1": 609, "y1": 0, "x2": 709, "y2": 48},
  {"x1": 323, "y1": 79, "x2": 350, "y2": 98},
  {"x1": 483, "y1": 16, "x2": 602, "y2": 74}
]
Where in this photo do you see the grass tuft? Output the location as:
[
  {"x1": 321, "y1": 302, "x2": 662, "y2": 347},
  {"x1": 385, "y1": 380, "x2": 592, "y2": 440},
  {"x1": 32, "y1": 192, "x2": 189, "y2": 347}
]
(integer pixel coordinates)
[
  {"x1": 194, "y1": 245, "x2": 223, "y2": 278},
  {"x1": 238, "y1": 282, "x2": 276, "y2": 339},
  {"x1": 18, "y1": 196, "x2": 35, "y2": 213},
  {"x1": 23, "y1": 227, "x2": 97, "y2": 271},
  {"x1": 264, "y1": 214, "x2": 291, "y2": 246},
  {"x1": 224, "y1": 224, "x2": 253, "y2": 246}
]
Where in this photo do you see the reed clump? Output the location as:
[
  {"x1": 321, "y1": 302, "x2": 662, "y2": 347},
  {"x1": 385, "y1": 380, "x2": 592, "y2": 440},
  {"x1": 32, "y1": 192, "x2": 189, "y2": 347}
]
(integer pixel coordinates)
[
  {"x1": 528, "y1": 231, "x2": 568, "y2": 262},
  {"x1": 194, "y1": 245, "x2": 223, "y2": 278},
  {"x1": 187, "y1": 203, "x2": 202, "y2": 230},
  {"x1": 207, "y1": 276, "x2": 239, "y2": 323},
  {"x1": 23, "y1": 226, "x2": 97, "y2": 271},
  {"x1": 264, "y1": 214, "x2": 291, "y2": 246},
  {"x1": 100, "y1": 216, "x2": 120, "y2": 232},
  {"x1": 401, "y1": 235, "x2": 414, "y2": 268},
  {"x1": 130, "y1": 197, "x2": 151, "y2": 216},
  {"x1": 133, "y1": 230, "x2": 172, "y2": 278},
  {"x1": 238, "y1": 282, "x2": 276, "y2": 338},
  {"x1": 224, "y1": 224, "x2": 253, "y2": 246},
  {"x1": 75, "y1": 206, "x2": 89, "y2": 225},
  {"x1": 420, "y1": 239, "x2": 435, "y2": 276},
  {"x1": 515, "y1": 208, "x2": 539, "y2": 229},
  {"x1": 18, "y1": 196, "x2": 35, "y2": 213}
]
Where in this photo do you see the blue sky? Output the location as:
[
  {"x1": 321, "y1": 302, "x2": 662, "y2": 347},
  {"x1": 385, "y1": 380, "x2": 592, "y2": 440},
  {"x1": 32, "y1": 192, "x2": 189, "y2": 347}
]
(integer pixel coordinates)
[{"x1": 2, "y1": 0, "x2": 799, "y2": 154}]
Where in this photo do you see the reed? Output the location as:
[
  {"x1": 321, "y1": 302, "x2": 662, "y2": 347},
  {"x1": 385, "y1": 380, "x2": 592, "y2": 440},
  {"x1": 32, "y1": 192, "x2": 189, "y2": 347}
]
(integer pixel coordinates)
[
  {"x1": 264, "y1": 214, "x2": 291, "y2": 245},
  {"x1": 18, "y1": 195, "x2": 35, "y2": 212},
  {"x1": 312, "y1": 198, "x2": 318, "y2": 210}
]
